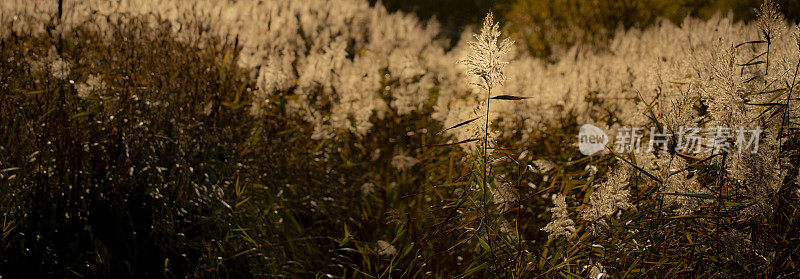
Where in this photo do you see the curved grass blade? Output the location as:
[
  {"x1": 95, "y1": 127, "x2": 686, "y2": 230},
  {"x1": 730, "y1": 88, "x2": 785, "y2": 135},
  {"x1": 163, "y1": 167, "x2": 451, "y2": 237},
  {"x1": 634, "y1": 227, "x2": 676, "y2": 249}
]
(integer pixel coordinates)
[
  {"x1": 437, "y1": 116, "x2": 481, "y2": 135},
  {"x1": 490, "y1": 95, "x2": 530, "y2": 100},
  {"x1": 429, "y1": 138, "x2": 480, "y2": 147}
]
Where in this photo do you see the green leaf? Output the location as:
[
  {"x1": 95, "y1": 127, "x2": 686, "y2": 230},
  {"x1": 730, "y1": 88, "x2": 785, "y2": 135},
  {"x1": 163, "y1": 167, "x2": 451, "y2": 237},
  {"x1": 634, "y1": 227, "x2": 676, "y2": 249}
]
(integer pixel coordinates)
[
  {"x1": 71, "y1": 111, "x2": 93, "y2": 119},
  {"x1": 664, "y1": 192, "x2": 717, "y2": 199},
  {"x1": 339, "y1": 223, "x2": 351, "y2": 246},
  {"x1": 24, "y1": 89, "x2": 50, "y2": 96},
  {"x1": 430, "y1": 138, "x2": 480, "y2": 147},
  {"x1": 438, "y1": 116, "x2": 481, "y2": 134},
  {"x1": 747, "y1": 102, "x2": 786, "y2": 107},
  {"x1": 461, "y1": 262, "x2": 488, "y2": 277},
  {"x1": 609, "y1": 149, "x2": 662, "y2": 184},
  {"x1": 724, "y1": 201, "x2": 742, "y2": 207},
  {"x1": 491, "y1": 95, "x2": 530, "y2": 100},
  {"x1": 735, "y1": 40, "x2": 766, "y2": 47},
  {"x1": 477, "y1": 236, "x2": 491, "y2": 252},
  {"x1": 738, "y1": 61, "x2": 765, "y2": 67}
]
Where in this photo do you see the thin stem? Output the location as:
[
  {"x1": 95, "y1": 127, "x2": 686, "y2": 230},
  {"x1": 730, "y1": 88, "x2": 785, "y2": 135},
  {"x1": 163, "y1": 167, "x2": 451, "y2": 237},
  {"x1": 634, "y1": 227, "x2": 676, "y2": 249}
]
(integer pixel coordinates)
[
  {"x1": 640, "y1": 155, "x2": 674, "y2": 268},
  {"x1": 483, "y1": 82, "x2": 497, "y2": 272},
  {"x1": 517, "y1": 164, "x2": 522, "y2": 270},
  {"x1": 715, "y1": 152, "x2": 727, "y2": 267},
  {"x1": 765, "y1": 34, "x2": 771, "y2": 86},
  {"x1": 780, "y1": 58, "x2": 800, "y2": 175}
]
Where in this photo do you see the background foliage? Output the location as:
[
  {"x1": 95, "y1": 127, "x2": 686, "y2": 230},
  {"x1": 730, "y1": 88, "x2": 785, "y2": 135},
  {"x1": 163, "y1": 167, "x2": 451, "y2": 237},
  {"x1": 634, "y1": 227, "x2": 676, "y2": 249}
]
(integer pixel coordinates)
[{"x1": 376, "y1": 0, "x2": 800, "y2": 57}]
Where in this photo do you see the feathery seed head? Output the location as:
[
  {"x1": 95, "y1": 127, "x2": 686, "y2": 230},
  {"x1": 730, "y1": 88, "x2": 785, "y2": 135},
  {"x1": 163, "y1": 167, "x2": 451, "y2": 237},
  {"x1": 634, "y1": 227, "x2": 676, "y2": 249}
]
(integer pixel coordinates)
[
  {"x1": 377, "y1": 240, "x2": 397, "y2": 256},
  {"x1": 793, "y1": 25, "x2": 800, "y2": 50},
  {"x1": 391, "y1": 154, "x2": 419, "y2": 170},
  {"x1": 581, "y1": 166, "x2": 632, "y2": 222},
  {"x1": 542, "y1": 193, "x2": 575, "y2": 239},
  {"x1": 459, "y1": 12, "x2": 514, "y2": 92},
  {"x1": 75, "y1": 74, "x2": 106, "y2": 98},
  {"x1": 50, "y1": 57, "x2": 71, "y2": 80},
  {"x1": 755, "y1": 0, "x2": 784, "y2": 41}
]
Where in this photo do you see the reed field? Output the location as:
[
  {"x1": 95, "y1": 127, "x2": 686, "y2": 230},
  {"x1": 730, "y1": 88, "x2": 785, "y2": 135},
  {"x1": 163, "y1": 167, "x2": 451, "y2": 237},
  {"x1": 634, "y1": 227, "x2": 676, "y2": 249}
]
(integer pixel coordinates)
[{"x1": 1, "y1": 0, "x2": 800, "y2": 277}]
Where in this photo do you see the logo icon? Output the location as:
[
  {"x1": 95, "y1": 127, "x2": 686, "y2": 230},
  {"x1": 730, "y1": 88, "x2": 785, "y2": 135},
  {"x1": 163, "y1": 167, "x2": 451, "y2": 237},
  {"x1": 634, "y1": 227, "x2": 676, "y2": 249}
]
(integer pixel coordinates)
[{"x1": 577, "y1": 124, "x2": 608, "y2": 156}]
